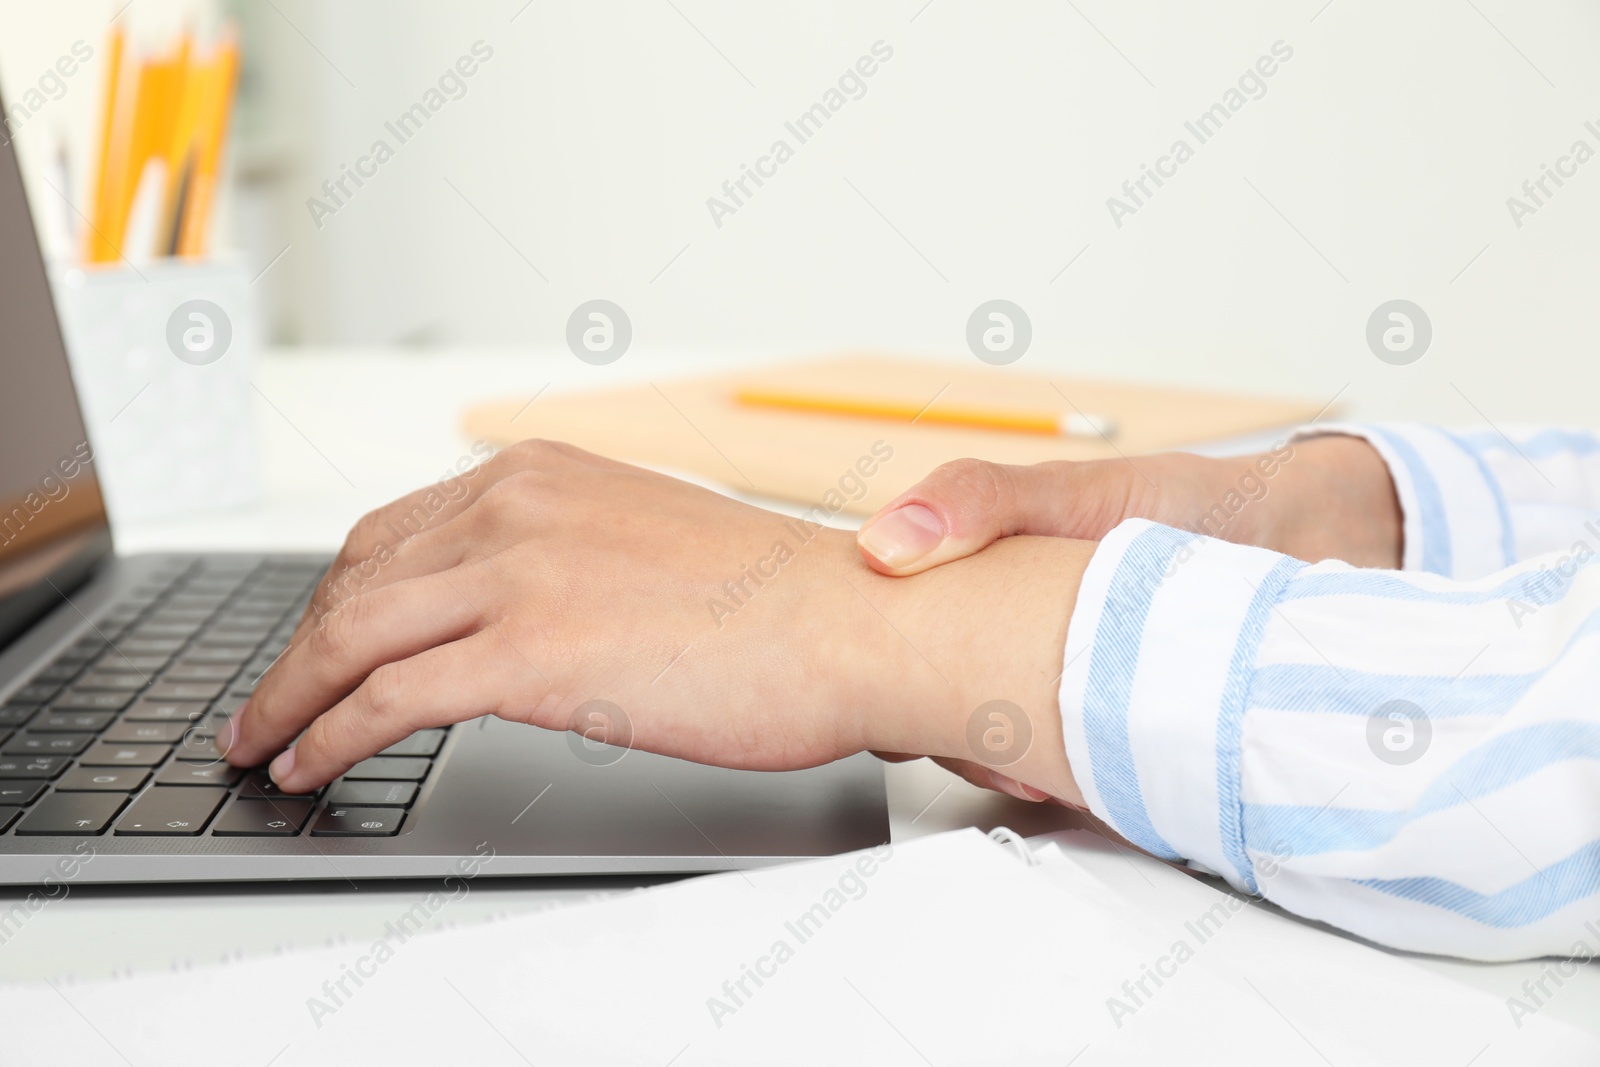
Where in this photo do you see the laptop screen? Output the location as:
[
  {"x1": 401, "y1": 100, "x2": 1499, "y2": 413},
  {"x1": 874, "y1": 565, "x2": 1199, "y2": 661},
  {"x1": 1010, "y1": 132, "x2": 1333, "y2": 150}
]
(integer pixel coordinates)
[{"x1": 0, "y1": 95, "x2": 114, "y2": 650}]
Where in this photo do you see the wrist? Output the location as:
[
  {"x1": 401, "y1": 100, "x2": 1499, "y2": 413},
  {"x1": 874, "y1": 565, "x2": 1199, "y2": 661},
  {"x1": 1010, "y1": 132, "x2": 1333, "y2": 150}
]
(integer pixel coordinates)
[
  {"x1": 1259, "y1": 435, "x2": 1402, "y2": 568},
  {"x1": 838, "y1": 534, "x2": 1094, "y2": 805}
]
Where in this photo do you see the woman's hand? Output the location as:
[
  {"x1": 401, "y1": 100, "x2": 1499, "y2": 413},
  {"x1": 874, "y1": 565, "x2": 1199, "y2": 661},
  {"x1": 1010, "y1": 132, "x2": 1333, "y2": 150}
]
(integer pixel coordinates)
[
  {"x1": 220, "y1": 440, "x2": 1095, "y2": 805},
  {"x1": 856, "y1": 434, "x2": 1402, "y2": 577}
]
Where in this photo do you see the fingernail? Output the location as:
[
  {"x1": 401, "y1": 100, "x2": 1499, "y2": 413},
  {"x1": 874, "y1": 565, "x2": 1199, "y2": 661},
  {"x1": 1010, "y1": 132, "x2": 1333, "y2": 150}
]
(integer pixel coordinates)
[
  {"x1": 858, "y1": 504, "x2": 943, "y2": 567},
  {"x1": 268, "y1": 747, "x2": 296, "y2": 787}
]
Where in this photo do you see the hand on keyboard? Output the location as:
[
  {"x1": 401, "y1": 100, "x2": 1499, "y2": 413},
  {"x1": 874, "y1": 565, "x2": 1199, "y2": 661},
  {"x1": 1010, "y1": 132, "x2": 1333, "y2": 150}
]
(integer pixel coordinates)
[{"x1": 220, "y1": 440, "x2": 1095, "y2": 808}]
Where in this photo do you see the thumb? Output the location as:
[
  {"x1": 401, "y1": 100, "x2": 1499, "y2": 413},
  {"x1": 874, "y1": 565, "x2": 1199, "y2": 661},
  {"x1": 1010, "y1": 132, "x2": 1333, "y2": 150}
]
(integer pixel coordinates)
[{"x1": 857, "y1": 458, "x2": 1125, "y2": 576}]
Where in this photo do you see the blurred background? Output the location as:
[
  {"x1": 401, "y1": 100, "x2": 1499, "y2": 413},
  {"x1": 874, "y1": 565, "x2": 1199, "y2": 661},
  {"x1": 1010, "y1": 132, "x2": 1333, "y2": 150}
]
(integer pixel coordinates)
[{"x1": 1, "y1": 0, "x2": 1598, "y2": 524}]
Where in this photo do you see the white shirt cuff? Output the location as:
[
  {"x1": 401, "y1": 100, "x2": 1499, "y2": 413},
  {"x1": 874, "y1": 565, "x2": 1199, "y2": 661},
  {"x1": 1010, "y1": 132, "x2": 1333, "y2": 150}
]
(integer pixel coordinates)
[{"x1": 1057, "y1": 519, "x2": 1303, "y2": 891}]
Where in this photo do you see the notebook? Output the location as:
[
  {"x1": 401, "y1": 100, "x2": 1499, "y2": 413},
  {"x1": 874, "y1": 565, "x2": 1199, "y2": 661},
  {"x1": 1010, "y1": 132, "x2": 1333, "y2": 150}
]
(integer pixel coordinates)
[
  {"x1": 8, "y1": 828, "x2": 1595, "y2": 1065},
  {"x1": 459, "y1": 356, "x2": 1328, "y2": 517}
]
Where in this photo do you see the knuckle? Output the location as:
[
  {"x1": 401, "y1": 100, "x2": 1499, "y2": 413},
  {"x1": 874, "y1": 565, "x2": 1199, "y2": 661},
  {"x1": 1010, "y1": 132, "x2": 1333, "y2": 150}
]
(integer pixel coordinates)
[
  {"x1": 330, "y1": 525, "x2": 376, "y2": 582},
  {"x1": 360, "y1": 663, "x2": 408, "y2": 723},
  {"x1": 342, "y1": 509, "x2": 386, "y2": 557},
  {"x1": 302, "y1": 710, "x2": 361, "y2": 768},
  {"x1": 507, "y1": 437, "x2": 559, "y2": 465},
  {"x1": 505, "y1": 438, "x2": 592, "y2": 469},
  {"x1": 476, "y1": 469, "x2": 543, "y2": 517},
  {"x1": 929, "y1": 458, "x2": 1013, "y2": 516},
  {"x1": 308, "y1": 605, "x2": 358, "y2": 665}
]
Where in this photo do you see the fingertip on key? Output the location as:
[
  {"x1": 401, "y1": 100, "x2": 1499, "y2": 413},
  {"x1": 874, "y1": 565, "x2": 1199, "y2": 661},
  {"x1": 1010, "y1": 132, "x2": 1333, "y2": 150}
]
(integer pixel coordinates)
[{"x1": 268, "y1": 746, "x2": 297, "y2": 789}]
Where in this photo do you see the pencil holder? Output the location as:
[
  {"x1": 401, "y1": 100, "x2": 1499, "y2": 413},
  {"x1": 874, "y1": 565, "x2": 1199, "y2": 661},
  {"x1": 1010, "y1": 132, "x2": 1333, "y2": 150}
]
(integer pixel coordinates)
[{"x1": 49, "y1": 259, "x2": 259, "y2": 522}]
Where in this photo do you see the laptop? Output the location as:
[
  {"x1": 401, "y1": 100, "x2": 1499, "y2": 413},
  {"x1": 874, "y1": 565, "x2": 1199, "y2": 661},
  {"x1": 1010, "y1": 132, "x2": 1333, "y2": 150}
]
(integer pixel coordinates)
[{"x1": 0, "y1": 101, "x2": 888, "y2": 885}]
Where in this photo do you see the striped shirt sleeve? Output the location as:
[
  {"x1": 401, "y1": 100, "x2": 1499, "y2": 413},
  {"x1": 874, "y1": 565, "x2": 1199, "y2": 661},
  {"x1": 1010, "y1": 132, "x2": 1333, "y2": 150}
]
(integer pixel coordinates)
[
  {"x1": 1301, "y1": 423, "x2": 1600, "y2": 579},
  {"x1": 1059, "y1": 518, "x2": 1600, "y2": 961}
]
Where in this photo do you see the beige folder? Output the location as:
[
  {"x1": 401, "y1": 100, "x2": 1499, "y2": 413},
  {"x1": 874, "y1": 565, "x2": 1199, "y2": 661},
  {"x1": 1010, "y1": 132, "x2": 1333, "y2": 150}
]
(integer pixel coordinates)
[{"x1": 460, "y1": 355, "x2": 1324, "y2": 517}]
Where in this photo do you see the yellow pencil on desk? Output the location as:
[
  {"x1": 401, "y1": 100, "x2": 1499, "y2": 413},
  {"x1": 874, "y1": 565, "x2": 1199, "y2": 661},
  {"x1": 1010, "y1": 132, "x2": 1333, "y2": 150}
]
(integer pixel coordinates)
[{"x1": 733, "y1": 387, "x2": 1118, "y2": 439}]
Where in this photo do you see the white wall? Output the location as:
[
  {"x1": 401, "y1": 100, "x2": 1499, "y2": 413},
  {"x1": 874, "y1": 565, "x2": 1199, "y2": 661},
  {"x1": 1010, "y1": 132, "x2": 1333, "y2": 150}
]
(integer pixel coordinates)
[{"x1": 15, "y1": 1, "x2": 1600, "y2": 428}]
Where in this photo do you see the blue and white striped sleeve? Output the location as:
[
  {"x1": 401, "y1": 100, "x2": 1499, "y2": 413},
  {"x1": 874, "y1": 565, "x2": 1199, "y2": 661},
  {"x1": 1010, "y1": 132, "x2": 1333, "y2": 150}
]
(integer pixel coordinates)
[
  {"x1": 1058, "y1": 518, "x2": 1600, "y2": 961},
  {"x1": 1302, "y1": 423, "x2": 1600, "y2": 579}
]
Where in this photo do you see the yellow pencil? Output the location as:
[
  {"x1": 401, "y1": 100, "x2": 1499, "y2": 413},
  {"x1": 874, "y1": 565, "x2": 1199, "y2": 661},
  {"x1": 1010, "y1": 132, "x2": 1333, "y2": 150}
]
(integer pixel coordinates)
[
  {"x1": 733, "y1": 388, "x2": 1116, "y2": 438},
  {"x1": 179, "y1": 32, "x2": 238, "y2": 258},
  {"x1": 84, "y1": 26, "x2": 123, "y2": 263}
]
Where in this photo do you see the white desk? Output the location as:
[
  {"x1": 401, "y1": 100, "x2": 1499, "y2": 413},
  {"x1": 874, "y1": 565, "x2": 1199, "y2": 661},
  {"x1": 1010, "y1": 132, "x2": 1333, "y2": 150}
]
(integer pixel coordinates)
[{"x1": 2, "y1": 347, "x2": 1594, "y2": 1041}]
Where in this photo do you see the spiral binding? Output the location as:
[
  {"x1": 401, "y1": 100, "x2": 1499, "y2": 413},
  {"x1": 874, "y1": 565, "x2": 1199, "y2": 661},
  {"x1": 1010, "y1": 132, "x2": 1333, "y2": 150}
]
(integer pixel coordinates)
[{"x1": 986, "y1": 826, "x2": 1039, "y2": 867}]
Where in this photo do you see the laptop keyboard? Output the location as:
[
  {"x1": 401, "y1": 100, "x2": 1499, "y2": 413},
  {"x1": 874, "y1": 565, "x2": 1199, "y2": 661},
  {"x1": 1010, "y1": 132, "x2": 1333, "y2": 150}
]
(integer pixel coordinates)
[{"x1": 0, "y1": 557, "x2": 449, "y2": 841}]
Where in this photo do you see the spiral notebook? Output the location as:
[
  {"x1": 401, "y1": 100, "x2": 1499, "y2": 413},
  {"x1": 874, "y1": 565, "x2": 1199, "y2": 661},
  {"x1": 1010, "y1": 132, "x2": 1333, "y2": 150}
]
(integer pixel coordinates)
[{"x1": 5, "y1": 828, "x2": 1595, "y2": 1065}]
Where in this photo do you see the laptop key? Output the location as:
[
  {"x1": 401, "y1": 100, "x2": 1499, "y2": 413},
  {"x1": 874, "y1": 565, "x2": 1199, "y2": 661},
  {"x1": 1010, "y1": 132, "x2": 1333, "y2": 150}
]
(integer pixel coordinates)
[
  {"x1": 145, "y1": 681, "x2": 226, "y2": 702},
  {"x1": 378, "y1": 730, "x2": 446, "y2": 758},
  {"x1": 15, "y1": 792, "x2": 128, "y2": 835},
  {"x1": 73, "y1": 672, "x2": 149, "y2": 692},
  {"x1": 55, "y1": 768, "x2": 150, "y2": 792},
  {"x1": 325, "y1": 780, "x2": 417, "y2": 808},
  {"x1": 36, "y1": 710, "x2": 116, "y2": 732},
  {"x1": 343, "y1": 757, "x2": 431, "y2": 781},
  {"x1": 162, "y1": 663, "x2": 237, "y2": 683},
  {"x1": 52, "y1": 691, "x2": 135, "y2": 712},
  {"x1": 0, "y1": 807, "x2": 18, "y2": 832},
  {"x1": 128, "y1": 623, "x2": 199, "y2": 639},
  {"x1": 114, "y1": 787, "x2": 228, "y2": 836},
  {"x1": 93, "y1": 654, "x2": 170, "y2": 674},
  {"x1": 154, "y1": 762, "x2": 244, "y2": 787},
  {"x1": 212, "y1": 799, "x2": 314, "y2": 837},
  {"x1": 3, "y1": 734, "x2": 91, "y2": 756},
  {"x1": 31, "y1": 664, "x2": 82, "y2": 685},
  {"x1": 236, "y1": 771, "x2": 318, "y2": 800},
  {"x1": 123, "y1": 700, "x2": 207, "y2": 723},
  {"x1": 119, "y1": 638, "x2": 186, "y2": 656},
  {"x1": 0, "y1": 782, "x2": 46, "y2": 805},
  {"x1": 0, "y1": 756, "x2": 69, "y2": 778},
  {"x1": 175, "y1": 733, "x2": 225, "y2": 761},
  {"x1": 104, "y1": 721, "x2": 190, "y2": 745},
  {"x1": 9, "y1": 684, "x2": 60, "y2": 705},
  {"x1": 148, "y1": 607, "x2": 215, "y2": 623},
  {"x1": 310, "y1": 805, "x2": 405, "y2": 837},
  {"x1": 181, "y1": 647, "x2": 250, "y2": 665},
  {"x1": 0, "y1": 706, "x2": 39, "y2": 728},
  {"x1": 80, "y1": 743, "x2": 171, "y2": 768}
]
